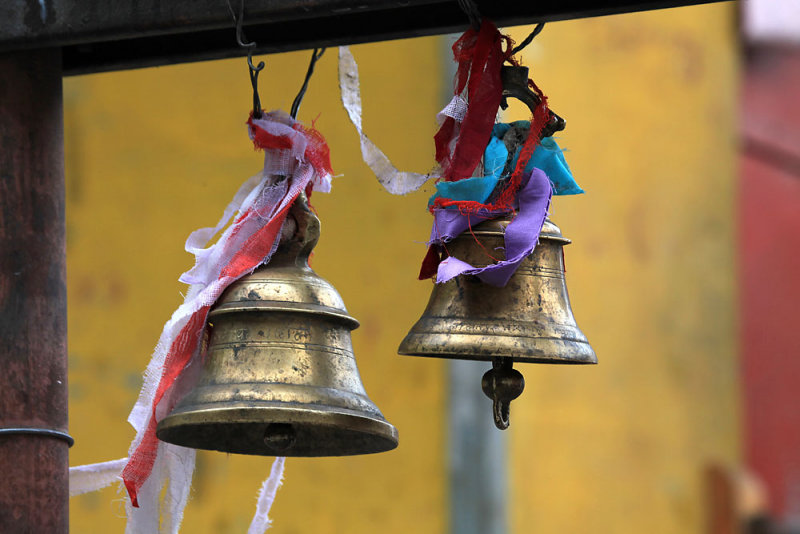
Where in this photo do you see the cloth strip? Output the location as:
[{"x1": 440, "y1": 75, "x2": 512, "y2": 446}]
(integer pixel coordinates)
[
  {"x1": 69, "y1": 458, "x2": 128, "y2": 497},
  {"x1": 338, "y1": 46, "x2": 432, "y2": 195},
  {"x1": 432, "y1": 168, "x2": 552, "y2": 287},
  {"x1": 434, "y1": 21, "x2": 506, "y2": 183},
  {"x1": 247, "y1": 457, "x2": 286, "y2": 534}
]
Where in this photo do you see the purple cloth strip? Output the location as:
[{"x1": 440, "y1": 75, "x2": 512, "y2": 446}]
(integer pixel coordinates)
[
  {"x1": 433, "y1": 168, "x2": 552, "y2": 287},
  {"x1": 428, "y1": 206, "x2": 508, "y2": 244}
]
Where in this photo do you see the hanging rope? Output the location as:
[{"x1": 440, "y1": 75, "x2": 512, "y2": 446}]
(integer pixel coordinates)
[{"x1": 510, "y1": 22, "x2": 545, "y2": 56}]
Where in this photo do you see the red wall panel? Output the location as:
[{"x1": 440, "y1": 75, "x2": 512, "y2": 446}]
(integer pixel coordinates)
[{"x1": 741, "y1": 47, "x2": 800, "y2": 520}]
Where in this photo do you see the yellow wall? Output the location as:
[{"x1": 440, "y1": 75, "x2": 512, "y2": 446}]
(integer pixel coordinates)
[
  {"x1": 66, "y1": 2, "x2": 738, "y2": 533},
  {"x1": 506, "y1": 3, "x2": 739, "y2": 533}
]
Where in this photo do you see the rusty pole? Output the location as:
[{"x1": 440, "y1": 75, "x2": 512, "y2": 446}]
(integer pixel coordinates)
[{"x1": 0, "y1": 48, "x2": 69, "y2": 532}]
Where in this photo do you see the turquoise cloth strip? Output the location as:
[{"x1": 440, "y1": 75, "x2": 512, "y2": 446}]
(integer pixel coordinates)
[
  {"x1": 510, "y1": 136, "x2": 584, "y2": 195},
  {"x1": 428, "y1": 137, "x2": 507, "y2": 206},
  {"x1": 429, "y1": 122, "x2": 584, "y2": 207}
]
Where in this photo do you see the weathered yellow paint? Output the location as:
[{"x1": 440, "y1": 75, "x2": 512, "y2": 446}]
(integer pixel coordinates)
[
  {"x1": 65, "y1": 40, "x2": 446, "y2": 533},
  {"x1": 505, "y1": 3, "x2": 738, "y2": 533}
]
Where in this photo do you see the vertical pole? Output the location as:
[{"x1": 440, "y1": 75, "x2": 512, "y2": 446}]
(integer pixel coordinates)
[
  {"x1": 0, "y1": 48, "x2": 68, "y2": 532},
  {"x1": 449, "y1": 360, "x2": 508, "y2": 534}
]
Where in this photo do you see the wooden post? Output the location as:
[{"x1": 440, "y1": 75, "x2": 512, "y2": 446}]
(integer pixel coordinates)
[{"x1": 0, "y1": 48, "x2": 68, "y2": 532}]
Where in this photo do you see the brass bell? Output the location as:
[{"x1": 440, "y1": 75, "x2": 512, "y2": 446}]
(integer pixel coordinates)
[
  {"x1": 398, "y1": 216, "x2": 595, "y2": 429},
  {"x1": 157, "y1": 198, "x2": 398, "y2": 456}
]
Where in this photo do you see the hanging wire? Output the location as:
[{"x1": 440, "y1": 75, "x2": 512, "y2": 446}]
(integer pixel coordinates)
[
  {"x1": 510, "y1": 23, "x2": 546, "y2": 56},
  {"x1": 228, "y1": 0, "x2": 266, "y2": 117},
  {"x1": 456, "y1": 0, "x2": 481, "y2": 30},
  {"x1": 290, "y1": 48, "x2": 326, "y2": 120}
]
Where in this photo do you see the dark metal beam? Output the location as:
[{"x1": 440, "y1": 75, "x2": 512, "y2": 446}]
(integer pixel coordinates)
[
  {"x1": 0, "y1": 0, "x2": 725, "y2": 75},
  {"x1": 0, "y1": 47, "x2": 68, "y2": 533}
]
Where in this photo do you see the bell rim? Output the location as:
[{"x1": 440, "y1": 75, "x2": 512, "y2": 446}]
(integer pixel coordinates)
[
  {"x1": 398, "y1": 333, "x2": 597, "y2": 365},
  {"x1": 209, "y1": 301, "x2": 360, "y2": 329},
  {"x1": 156, "y1": 404, "x2": 399, "y2": 457},
  {"x1": 397, "y1": 349, "x2": 597, "y2": 365}
]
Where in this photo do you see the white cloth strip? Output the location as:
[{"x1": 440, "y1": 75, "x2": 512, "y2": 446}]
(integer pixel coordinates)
[
  {"x1": 69, "y1": 457, "x2": 128, "y2": 497},
  {"x1": 338, "y1": 46, "x2": 433, "y2": 195},
  {"x1": 436, "y1": 95, "x2": 468, "y2": 125},
  {"x1": 247, "y1": 457, "x2": 286, "y2": 534}
]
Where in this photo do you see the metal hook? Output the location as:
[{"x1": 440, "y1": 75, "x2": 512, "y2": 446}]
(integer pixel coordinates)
[
  {"x1": 247, "y1": 53, "x2": 265, "y2": 118},
  {"x1": 230, "y1": 0, "x2": 266, "y2": 117},
  {"x1": 290, "y1": 48, "x2": 326, "y2": 120},
  {"x1": 492, "y1": 397, "x2": 511, "y2": 430},
  {"x1": 500, "y1": 65, "x2": 566, "y2": 138},
  {"x1": 481, "y1": 358, "x2": 525, "y2": 431}
]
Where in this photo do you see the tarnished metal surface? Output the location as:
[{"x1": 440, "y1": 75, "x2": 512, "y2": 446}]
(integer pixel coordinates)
[
  {"x1": 0, "y1": 0, "x2": 724, "y2": 74},
  {"x1": 399, "y1": 218, "x2": 596, "y2": 364},
  {"x1": 400, "y1": 217, "x2": 594, "y2": 428},
  {"x1": 157, "y1": 198, "x2": 398, "y2": 456},
  {"x1": 501, "y1": 65, "x2": 565, "y2": 138},
  {"x1": 480, "y1": 358, "x2": 525, "y2": 429},
  {"x1": 0, "y1": 48, "x2": 68, "y2": 533}
]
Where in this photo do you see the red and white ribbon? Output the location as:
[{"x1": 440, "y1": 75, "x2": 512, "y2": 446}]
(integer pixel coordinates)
[{"x1": 63, "y1": 110, "x2": 334, "y2": 533}]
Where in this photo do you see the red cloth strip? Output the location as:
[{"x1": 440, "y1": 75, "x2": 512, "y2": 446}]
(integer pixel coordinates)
[
  {"x1": 123, "y1": 112, "x2": 329, "y2": 507},
  {"x1": 434, "y1": 21, "x2": 506, "y2": 184}
]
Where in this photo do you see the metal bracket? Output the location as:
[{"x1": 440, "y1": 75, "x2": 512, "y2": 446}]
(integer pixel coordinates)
[{"x1": 0, "y1": 427, "x2": 75, "y2": 447}]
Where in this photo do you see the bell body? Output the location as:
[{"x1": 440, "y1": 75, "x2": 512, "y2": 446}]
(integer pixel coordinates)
[
  {"x1": 399, "y1": 218, "x2": 596, "y2": 365},
  {"x1": 157, "y1": 203, "x2": 398, "y2": 456}
]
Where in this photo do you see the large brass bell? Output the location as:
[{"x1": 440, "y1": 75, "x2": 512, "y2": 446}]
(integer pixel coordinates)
[
  {"x1": 157, "y1": 197, "x2": 398, "y2": 456},
  {"x1": 398, "y1": 216, "x2": 595, "y2": 429}
]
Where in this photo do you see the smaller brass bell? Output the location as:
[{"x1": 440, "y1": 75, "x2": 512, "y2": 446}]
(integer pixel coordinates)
[
  {"x1": 399, "y1": 217, "x2": 595, "y2": 429},
  {"x1": 157, "y1": 197, "x2": 398, "y2": 456}
]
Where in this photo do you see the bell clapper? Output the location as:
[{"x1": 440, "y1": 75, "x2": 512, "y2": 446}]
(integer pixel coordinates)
[
  {"x1": 481, "y1": 358, "x2": 525, "y2": 430},
  {"x1": 263, "y1": 423, "x2": 297, "y2": 452}
]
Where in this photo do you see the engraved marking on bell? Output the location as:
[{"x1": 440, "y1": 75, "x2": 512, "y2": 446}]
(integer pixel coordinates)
[
  {"x1": 263, "y1": 423, "x2": 297, "y2": 452},
  {"x1": 514, "y1": 265, "x2": 564, "y2": 278},
  {"x1": 212, "y1": 340, "x2": 355, "y2": 359},
  {"x1": 245, "y1": 325, "x2": 312, "y2": 342},
  {"x1": 465, "y1": 263, "x2": 563, "y2": 277},
  {"x1": 445, "y1": 321, "x2": 528, "y2": 336}
]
